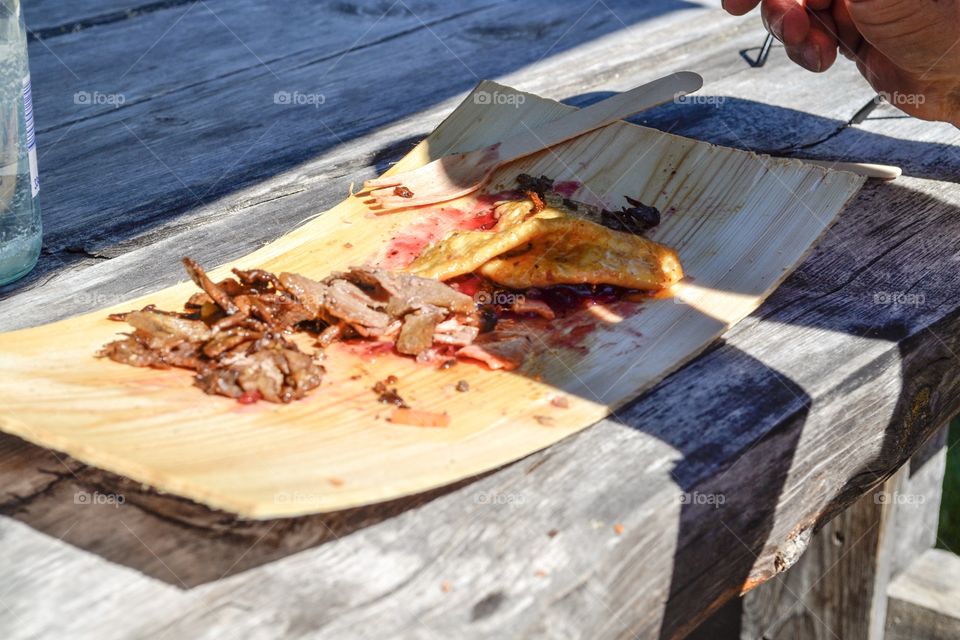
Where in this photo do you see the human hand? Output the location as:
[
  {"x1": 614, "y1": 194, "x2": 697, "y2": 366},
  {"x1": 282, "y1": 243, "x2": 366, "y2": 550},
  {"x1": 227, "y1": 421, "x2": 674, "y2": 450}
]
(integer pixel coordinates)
[{"x1": 723, "y1": 0, "x2": 960, "y2": 125}]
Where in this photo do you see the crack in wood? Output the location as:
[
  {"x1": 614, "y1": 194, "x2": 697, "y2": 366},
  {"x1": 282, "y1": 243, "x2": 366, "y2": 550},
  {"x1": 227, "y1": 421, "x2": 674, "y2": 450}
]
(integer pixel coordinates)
[{"x1": 28, "y1": 0, "x2": 203, "y2": 41}]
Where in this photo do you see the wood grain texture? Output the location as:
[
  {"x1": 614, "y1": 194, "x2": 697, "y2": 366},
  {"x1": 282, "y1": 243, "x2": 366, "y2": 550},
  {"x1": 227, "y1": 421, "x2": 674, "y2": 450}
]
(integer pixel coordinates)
[
  {"x1": 886, "y1": 549, "x2": 960, "y2": 640},
  {"x1": 741, "y1": 469, "x2": 905, "y2": 640},
  {"x1": 1, "y1": 0, "x2": 875, "y2": 321},
  {"x1": 23, "y1": 0, "x2": 188, "y2": 37},
  {"x1": 0, "y1": 80, "x2": 865, "y2": 518},
  {"x1": 890, "y1": 424, "x2": 947, "y2": 578},
  {"x1": 2, "y1": 1, "x2": 960, "y2": 639}
]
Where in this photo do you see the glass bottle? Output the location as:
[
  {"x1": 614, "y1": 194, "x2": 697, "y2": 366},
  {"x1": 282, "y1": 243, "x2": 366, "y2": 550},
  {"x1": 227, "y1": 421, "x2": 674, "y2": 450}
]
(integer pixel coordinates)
[{"x1": 0, "y1": 0, "x2": 40, "y2": 286}]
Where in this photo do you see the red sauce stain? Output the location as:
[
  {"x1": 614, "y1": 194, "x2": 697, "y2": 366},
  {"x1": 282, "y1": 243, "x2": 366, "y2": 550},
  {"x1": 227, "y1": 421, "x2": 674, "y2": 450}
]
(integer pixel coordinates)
[
  {"x1": 237, "y1": 390, "x2": 262, "y2": 404},
  {"x1": 447, "y1": 273, "x2": 484, "y2": 298},
  {"x1": 339, "y1": 340, "x2": 396, "y2": 362},
  {"x1": 553, "y1": 181, "x2": 581, "y2": 198},
  {"x1": 371, "y1": 192, "x2": 521, "y2": 270}
]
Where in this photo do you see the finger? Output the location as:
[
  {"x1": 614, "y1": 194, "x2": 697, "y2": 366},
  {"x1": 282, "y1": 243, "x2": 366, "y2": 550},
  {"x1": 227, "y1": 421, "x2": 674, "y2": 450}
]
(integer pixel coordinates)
[
  {"x1": 783, "y1": 9, "x2": 838, "y2": 72},
  {"x1": 852, "y1": 41, "x2": 898, "y2": 91},
  {"x1": 832, "y1": 0, "x2": 863, "y2": 61},
  {"x1": 722, "y1": 0, "x2": 762, "y2": 16},
  {"x1": 807, "y1": 9, "x2": 840, "y2": 71},
  {"x1": 762, "y1": 0, "x2": 810, "y2": 46}
]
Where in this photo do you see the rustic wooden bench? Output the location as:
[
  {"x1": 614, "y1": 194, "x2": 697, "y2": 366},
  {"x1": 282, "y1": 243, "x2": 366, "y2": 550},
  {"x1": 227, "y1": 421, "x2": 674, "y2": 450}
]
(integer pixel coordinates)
[{"x1": 2, "y1": 1, "x2": 958, "y2": 637}]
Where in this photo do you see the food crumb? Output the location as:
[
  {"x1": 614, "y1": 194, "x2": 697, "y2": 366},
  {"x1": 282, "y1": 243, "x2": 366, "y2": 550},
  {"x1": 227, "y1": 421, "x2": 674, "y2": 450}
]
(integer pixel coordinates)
[
  {"x1": 455, "y1": 380, "x2": 470, "y2": 392},
  {"x1": 343, "y1": 242, "x2": 354, "y2": 249},
  {"x1": 441, "y1": 580, "x2": 452, "y2": 593},
  {"x1": 526, "y1": 190, "x2": 545, "y2": 213},
  {"x1": 534, "y1": 569, "x2": 548, "y2": 578},
  {"x1": 547, "y1": 529, "x2": 559, "y2": 538},
  {"x1": 328, "y1": 477, "x2": 344, "y2": 487},
  {"x1": 533, "y1": 415, "x2": 555, "y2": 426},
  {"x1": 394, "y1": 186, "x2": 415, "y2": 198},
  {"x1": 373, "y1": 378, "x2": 407, "y2": 407},
  {"x1": 390, "y1": 407, "x2": 450, "y2": 428},
  {"x1": 550, "y1": 395, "x2": 569, "y2": 409},
  {"x1": 439, "y1": 358, "x2": 457, "y2": 370},
  {"x1": 614, "y1": 523, "x2": 625, "y2": 535}
]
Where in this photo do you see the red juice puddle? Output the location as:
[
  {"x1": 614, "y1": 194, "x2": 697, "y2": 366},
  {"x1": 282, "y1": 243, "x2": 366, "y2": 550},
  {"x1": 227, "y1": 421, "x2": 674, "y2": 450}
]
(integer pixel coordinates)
[
  {"x1": 370, "y1": 190, "x2": 525, "y2": 270},
  {"x1": 503, "y1": 283, "x2": 646, "y2": 351},
  {"x1": 447, "y1": 273, "x2": 484, "y2": 298}
]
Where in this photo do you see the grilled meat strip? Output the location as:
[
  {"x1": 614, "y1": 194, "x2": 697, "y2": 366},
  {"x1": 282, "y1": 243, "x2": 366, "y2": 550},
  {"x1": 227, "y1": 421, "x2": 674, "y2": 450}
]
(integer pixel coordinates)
[{"x1": 101, "y1": 259, "x2": 488, "y2": 403}]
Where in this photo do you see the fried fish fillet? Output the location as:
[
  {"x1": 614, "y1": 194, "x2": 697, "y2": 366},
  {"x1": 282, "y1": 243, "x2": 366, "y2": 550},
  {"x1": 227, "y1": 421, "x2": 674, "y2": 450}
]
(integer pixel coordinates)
[{"x1": 406, "y1": 200, "x2": 683, "y2": 291}]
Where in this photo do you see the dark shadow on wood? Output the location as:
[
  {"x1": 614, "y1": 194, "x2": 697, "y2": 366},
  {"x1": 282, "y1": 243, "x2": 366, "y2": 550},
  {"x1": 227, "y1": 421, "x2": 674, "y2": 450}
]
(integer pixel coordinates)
[
  {"x1": 559, "y1": 94, "x2": 960, "y2": 183},
  {"x1": 0, "y1": 431, "x2": 499, "y2": 588},
  {"x1": 671, "y1": 180, "x2": 960, "y2": 637},
  {"x1": 604, "y1": 346, "x2": 810, "y2": 638}
]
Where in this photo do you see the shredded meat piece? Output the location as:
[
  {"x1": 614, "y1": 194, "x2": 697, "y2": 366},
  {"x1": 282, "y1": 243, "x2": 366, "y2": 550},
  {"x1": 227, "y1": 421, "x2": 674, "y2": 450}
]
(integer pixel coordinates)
[
  {"x1": 182, "y1": 257, "x2": 238, "y2": 314},
  {"x1": 396, "y1": 306, "x2": 445, "y2": 356},
  {"x1": 100, "y1": 258, "x2": 497, "y2": 404},
  {"x1": 511, "y1": 298, "x2": 556, "y2": 320},
  {"x1": 277, "y1": 272, "x2": 328, "y2": 316},
  {"x1": 185, "y1": 292, "x2": 213, "y2": 308},
  {"x1": 99, "y1": 336, "x2": 165, "y2": 368},
  {"x1": 233, "y1": 267, "x2": 283, "y2": 290},
  {"x1": 373, "y1": 379, "x2": 408, "y2": 407},
  {"x1": 323, "y1": 279, "x2": 392, "y2": 330},
  {"x1": 342, "y1": 268, "x2": 475, "y2": 316},
  {"x1": 433, "y1": 318, "x2": 479, "y2": 346},
  {"x1": 457, "y1": 333, "x2": 532, "y2": 371},
  {"x1": 195, "y1": 335, "x2": 322, "y2": 403},
  {"x1": 124, "y1": 310, "x2": 212, "y2": 343}
]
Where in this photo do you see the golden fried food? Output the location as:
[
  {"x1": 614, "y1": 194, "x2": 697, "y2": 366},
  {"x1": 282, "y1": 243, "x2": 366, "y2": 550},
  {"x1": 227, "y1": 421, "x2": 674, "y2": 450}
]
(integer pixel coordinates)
[
  {"x1": 406, "y1": 201, "x2": 561, "y2": 280},
  {"x1": 478, "y1": 217, "x2": 683, "y2": 290},
  {"x1": 406, "y1": 200, "x2": 683, "y2": 290}
]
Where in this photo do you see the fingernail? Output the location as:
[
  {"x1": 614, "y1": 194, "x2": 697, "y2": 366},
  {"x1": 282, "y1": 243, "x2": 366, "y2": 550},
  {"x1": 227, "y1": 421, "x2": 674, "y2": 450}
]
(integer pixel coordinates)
[{"x1": 803, "y1": 46, "x2": 822, "y2": 72}]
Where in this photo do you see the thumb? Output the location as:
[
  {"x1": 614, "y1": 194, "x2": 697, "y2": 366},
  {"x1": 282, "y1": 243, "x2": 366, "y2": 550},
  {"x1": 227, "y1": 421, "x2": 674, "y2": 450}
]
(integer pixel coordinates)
[
  {"x1": 843, "y1": 0, "x2": 955, "y2": 73},
  {"x1": 843, "y1": 0, "x2": 960, "y2": 123}
]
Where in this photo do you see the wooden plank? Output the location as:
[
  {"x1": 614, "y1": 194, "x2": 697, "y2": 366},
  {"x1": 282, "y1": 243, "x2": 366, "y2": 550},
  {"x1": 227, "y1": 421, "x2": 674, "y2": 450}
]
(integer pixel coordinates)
[
  {"x1": 0, "y1": 80, "x2": 866, "y2": 518},
  {"x1": 23, "y1": 0, "x2": 175, "y2": 37},
  {"x1": 780, "y1": 100, "x2": 960, "y2": 183},
  {"x1": 1, "y1": 1, "x2": 958, "y2": 638},
  {"x1": 1, "y1": 4, "x2": 876, "y2": 327},
  {"x1": 891, "y1": 424, "x2": 948, "y2": 577},
  {"x1": 4, "y1": 162, "x2": 960, "y2": 638},
  {"x1": 27, "y1": 0, "x2": 501, "y2": 131},
  {"x1": 886, "y1": 549, "x2": 960, "y2": 640},
  {"x1": 4, "y1": 273, "x2": 960, "y2": 640},
  {"x1": 740, "y1": 469, "x2": 905, "y2": 640},
  {"x1": 701, "y1": 423, "x2": 951, "y2": 638},
  {"x1": 22, "y1": 0, "x2": 713, "y2": 278}
]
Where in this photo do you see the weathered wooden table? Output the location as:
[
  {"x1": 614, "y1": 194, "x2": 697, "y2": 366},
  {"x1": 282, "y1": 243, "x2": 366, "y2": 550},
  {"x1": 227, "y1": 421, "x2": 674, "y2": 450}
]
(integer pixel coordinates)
[{"x1": 3, "y1": 1, "x2": 959, "y2": 638}]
